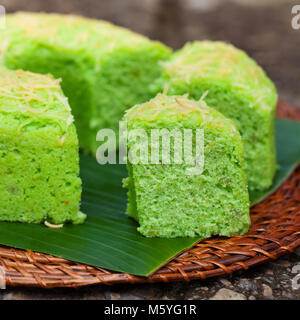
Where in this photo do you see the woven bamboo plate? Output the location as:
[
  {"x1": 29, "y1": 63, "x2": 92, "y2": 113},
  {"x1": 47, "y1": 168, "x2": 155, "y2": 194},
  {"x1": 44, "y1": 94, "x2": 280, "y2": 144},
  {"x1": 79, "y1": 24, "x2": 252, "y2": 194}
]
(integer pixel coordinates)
[{"x1": 0, "y1": 101, "x2": 299, "y2": 288}]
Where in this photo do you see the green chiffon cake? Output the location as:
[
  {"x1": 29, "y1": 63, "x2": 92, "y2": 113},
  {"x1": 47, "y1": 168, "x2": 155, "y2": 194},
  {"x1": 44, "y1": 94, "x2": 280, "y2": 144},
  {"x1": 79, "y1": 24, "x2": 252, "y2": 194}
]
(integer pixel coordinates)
[
  {"x1": 0, "y1": 69, "x2": 85, "y2": 225},
  {"x1": 0, "y1": 14, "x2": 262, "y2": 236},
  {"x1": 156, "y1": 41, "x2": 278, "y2": 191},
  {"x1": 123, "y1": 94, "x2": 250, "y2": 238},
  {"x1": 0, "y1": 12, "x2": 172, "y2": 153}
]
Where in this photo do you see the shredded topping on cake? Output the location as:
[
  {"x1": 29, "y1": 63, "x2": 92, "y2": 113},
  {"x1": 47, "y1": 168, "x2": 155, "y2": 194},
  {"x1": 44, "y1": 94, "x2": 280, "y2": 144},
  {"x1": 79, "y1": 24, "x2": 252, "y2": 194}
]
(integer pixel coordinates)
[
  {"x1": 0, "y1": 69, "x2": 75, "y2": 143},
  {"x1": 3, "y1": 12, "x2": 150, "y2": 58},
  {"x1": 124, "y1": 93, "x2": 238, "y2": 134},
  {"x1": 161, "y1": 41, "x2": 277, "y2": 109}
]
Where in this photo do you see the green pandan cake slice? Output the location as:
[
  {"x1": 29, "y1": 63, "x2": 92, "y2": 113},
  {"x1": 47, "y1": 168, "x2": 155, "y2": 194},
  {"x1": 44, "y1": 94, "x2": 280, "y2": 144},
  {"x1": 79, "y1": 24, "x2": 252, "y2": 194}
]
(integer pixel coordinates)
[
  {"x1": 0, "y1": 12, "x2": 172, "y2": 153},
  {"x1": 123, "y1": 94, "x2": 250, "y2": 238},
  {"x1": 156, "y1": 41, "x2": 278, "y2": 191},
  {"x1": 0, "y1": 69, "x2": 85, "y2": 225}
]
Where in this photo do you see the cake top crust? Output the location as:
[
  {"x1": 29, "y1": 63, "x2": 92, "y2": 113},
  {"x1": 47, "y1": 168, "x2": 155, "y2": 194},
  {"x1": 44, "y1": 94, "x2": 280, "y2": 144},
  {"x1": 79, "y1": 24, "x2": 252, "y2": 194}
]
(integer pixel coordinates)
[
  {"x1": 1, "y1": 12, "x2": 170, "y2": 61},
  {"x1": 161, "y1": 41, "x2": 277, "y2": 109},
  {"x1": 124, "y1": 93, "x2": 239, "y2": 135},
  {"x1": 0, "y1": 69, "x2": 74, "y2": 134}
]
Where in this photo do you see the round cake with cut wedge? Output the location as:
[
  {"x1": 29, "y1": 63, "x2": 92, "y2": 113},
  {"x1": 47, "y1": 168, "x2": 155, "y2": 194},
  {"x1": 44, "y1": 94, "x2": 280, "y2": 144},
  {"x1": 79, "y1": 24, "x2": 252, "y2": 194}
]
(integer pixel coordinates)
[{"x1": 0, "y1": 12, "x2": 279, "y2": 238}]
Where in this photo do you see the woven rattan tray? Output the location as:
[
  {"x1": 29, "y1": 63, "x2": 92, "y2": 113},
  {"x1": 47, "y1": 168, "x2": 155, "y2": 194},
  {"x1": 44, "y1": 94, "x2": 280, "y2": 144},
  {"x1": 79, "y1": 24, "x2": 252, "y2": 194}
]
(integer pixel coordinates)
[{"x1": 0, "y1": 101, "x2": 299, "y2": 288}]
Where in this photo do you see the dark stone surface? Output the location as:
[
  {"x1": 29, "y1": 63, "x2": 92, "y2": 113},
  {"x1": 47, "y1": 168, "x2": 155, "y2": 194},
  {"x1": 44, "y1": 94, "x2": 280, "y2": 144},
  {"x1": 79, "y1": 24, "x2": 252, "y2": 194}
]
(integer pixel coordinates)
[{"x1": 0, "y1": 0, "x2": 299, "y2": 300}]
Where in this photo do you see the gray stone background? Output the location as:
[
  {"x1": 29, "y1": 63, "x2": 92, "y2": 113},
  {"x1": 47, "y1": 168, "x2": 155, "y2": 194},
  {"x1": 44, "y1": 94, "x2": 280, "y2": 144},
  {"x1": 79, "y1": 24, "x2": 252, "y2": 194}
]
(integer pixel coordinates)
[{"x1": 0, "y1": 0, "x2": 300, "y2": 300}]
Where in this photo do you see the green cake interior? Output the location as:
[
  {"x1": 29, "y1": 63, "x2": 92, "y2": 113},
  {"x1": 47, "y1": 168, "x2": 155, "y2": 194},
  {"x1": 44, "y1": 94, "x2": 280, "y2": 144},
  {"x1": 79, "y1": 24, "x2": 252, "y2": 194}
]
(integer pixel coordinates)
[
  {"x1": 0, "y1": 69, "x2": 85, "y2": 224},
  {"x1": 123, "y1": 94, "x2": 250, "y2": 238},
  {"x1": 156, "y1": 41, "x2": 278, "y2": 191},
  {"x1": 0, "y1": 12, "x2": 172, "y2": 153}
]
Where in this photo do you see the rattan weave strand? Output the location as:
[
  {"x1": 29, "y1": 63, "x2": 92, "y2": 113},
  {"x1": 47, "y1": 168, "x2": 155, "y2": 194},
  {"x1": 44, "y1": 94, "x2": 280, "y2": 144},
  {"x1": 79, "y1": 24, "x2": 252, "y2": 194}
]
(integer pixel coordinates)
[{"x1": 0, "y1": 101, "x2": 299, "y2": 288}]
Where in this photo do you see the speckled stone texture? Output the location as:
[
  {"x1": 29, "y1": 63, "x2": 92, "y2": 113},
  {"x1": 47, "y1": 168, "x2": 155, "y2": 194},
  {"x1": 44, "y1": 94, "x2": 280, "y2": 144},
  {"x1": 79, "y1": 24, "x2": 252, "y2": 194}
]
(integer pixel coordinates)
[{"x1": 0, "y1": 0, "x2": 299, "y2": 300}]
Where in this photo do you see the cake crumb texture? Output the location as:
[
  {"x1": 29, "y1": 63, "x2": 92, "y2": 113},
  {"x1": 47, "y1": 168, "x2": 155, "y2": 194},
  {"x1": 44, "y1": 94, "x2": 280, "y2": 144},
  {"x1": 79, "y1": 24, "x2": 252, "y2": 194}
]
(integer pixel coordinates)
[
  {"x1": 0, "y1": 69, "x2": 85, "y2": 224},
  {"x1": 123, "y1": 94, "x2": 250, "y2": 238}
]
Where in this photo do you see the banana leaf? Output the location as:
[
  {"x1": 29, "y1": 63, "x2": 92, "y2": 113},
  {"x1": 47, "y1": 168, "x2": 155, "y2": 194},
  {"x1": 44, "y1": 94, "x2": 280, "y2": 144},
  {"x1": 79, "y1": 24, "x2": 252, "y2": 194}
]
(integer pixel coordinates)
[
  {"x1": 0, "y1": 118, "x2": 299, "y2": 276},
  {"x1": 249, "y1": 118, "x2": 300, "y2": 204}
]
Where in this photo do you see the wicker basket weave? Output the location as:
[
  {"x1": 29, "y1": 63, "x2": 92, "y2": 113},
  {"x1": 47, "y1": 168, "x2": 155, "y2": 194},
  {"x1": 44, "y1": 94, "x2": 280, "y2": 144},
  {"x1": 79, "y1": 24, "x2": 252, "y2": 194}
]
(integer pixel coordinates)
[{"x1": 0, "y1": 101, "x2": 299, "y2": 288}]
